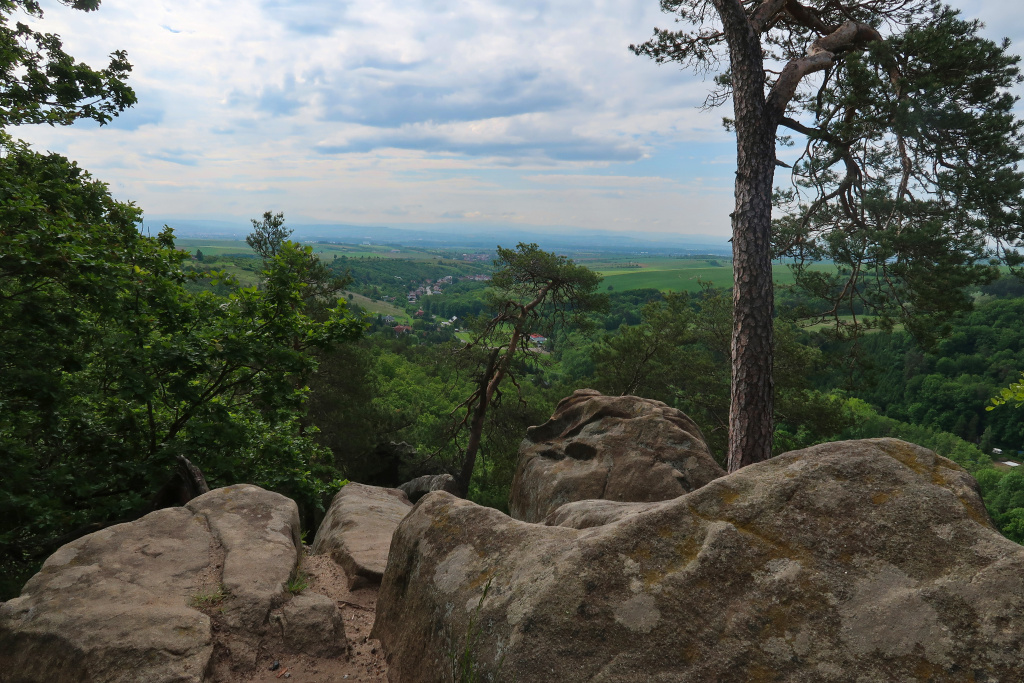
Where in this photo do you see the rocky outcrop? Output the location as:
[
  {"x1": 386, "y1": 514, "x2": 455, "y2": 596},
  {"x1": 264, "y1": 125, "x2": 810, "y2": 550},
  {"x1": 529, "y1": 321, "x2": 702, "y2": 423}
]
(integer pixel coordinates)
[
  {"x1": 399, "y1": 473, "x2": 460, "y2": 503},
  {"x1": 374, "y1": 439, "x2": 1024, "y2": 682},
  {"x1": 509, "y1": 389, "x2": 724, "y2": 522},
  {"x1": 312, "y1": 483, "x2": 412, "y2": 589},
  {"x1": 0, "y1": 484, "x2": 346, "y2": 683}
]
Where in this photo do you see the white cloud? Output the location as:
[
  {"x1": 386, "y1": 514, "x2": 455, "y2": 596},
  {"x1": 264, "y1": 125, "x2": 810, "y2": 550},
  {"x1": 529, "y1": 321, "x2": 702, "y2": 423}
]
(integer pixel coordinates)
[{"x1": 9, "y1": 0, "x2": 1021, "y2": 239}]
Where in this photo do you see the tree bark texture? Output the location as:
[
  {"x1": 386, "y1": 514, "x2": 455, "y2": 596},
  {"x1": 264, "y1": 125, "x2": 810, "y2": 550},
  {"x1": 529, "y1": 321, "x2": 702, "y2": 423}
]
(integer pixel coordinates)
[{"x1": 713, "y1": 0, "x2": 777, "y2": 472}]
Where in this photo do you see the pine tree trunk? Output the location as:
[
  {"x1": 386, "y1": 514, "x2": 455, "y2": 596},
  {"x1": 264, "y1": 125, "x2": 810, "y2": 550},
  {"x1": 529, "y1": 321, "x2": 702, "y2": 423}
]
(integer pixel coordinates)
[
  {"x1": 714, "y1": 0, "x2": 777, "y2": 472},
  {"x1": 456, "y1": 348, "x2": 501, "y2": 497},
  {"x1": 457, "y1": 397, "x2": 490, "y2": 498}
]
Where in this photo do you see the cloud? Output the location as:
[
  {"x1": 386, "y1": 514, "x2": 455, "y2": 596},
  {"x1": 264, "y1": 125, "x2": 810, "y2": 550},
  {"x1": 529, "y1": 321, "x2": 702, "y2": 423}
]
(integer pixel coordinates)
[
  {"x1": 318, "y1": 68, "x2": 583, "y2": 127},
  {"x1": 11, "y1": 0, "x2": 1016, "y2": 239},
  {"x1": 247, "y1": 74, "x2": 305, "y2": 117},
  {"x1": 143, "y1": 149, "x2": 201, "y2": 166},
  {"x1": 102, "y1": 87, "x2": 165, "y2": 130},
  {"x1": 259, "y1": 0, "x2": 359, "y2": 35},
  {"x1": 314, "y1": 112, "x2": 649, "y2": 163},
  {"x1": 522, "y1": 174, "x2": 675, "y2": 188},
  {"x1": 317, "y1": 135, "x2": 643, "y2": 163}
]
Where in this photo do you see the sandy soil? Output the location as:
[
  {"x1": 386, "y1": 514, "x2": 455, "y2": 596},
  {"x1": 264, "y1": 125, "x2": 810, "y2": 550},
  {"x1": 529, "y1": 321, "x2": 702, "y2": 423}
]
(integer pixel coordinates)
[{"x1": 235, "y1": 551, "x2": 389, "y2": 683}]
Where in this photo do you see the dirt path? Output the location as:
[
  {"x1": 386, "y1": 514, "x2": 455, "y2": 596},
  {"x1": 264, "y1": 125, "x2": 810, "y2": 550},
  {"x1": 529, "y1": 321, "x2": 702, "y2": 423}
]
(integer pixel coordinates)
[{"x1": 237, "y1": 551, "x2": 389, "y2": 683}]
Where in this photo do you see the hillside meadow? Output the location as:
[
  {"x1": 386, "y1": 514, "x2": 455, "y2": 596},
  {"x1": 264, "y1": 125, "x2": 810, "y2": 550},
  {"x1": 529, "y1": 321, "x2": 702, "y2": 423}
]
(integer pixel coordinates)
[{"x1": 592, "y1": 258, "x2": 837, "y2": 293}]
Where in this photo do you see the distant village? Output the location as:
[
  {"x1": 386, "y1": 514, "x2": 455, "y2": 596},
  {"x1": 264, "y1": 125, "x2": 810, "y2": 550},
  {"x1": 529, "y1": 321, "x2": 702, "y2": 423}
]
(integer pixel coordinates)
[{"x1": 401, "y1": 273, "x2": 492, "y2": 303}]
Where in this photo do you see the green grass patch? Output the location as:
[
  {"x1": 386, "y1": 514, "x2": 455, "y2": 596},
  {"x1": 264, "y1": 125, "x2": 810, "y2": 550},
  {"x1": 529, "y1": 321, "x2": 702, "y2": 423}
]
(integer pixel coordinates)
[
  {"x1": 344, "y1": 291, "x2": 410, "y2": 321},
  {"x1": 286, "y1": 571, "x2": 310, "y2": 594},
  {"x1": 175, "y1": 238, "x2": 449, "y2": 262},
  {"x1": 189, "y1": 585, "x2": 227, "y2": 610},
  {"x1": 597, "y1": 262, "x2": 837, "y2": 293}
]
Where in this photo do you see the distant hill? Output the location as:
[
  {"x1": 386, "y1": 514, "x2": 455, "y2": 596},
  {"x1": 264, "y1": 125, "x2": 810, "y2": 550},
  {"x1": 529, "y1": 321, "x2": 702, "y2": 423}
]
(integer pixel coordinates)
[{"x1": 144, "y1": 217, "x2": 731, "y2": 255}]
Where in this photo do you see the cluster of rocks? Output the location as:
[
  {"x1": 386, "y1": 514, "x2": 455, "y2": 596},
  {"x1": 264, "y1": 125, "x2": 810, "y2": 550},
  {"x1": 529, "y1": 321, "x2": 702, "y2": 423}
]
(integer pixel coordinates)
[
  {"x1": 0, "y1": 485, "x2": 346, "y2": 682},
  {"x1": 5, "y1": 389, "x2": 1024, "y2": 682},
  {"x1": 0, "y1": 470, "x2": 457, "y2": 681},
  {"x1": 373, "y1": 390, "x2": 1024, "y2": 682}
]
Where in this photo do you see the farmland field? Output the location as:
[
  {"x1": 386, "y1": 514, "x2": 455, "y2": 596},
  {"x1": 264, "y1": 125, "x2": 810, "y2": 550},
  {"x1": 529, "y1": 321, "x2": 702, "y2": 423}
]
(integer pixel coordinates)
[
  {"x1": 595, "y1": 260, "x2": 836, "y2": 293},
  {"x1": 175, "y1": 238, "x2": 446, "y2": 261},
  {"x1": 343, "y1": 291, "x2": 409, "y2": 321},
  {"x1": 173, "y1": 239, "x2": 838, "y2": 296}
]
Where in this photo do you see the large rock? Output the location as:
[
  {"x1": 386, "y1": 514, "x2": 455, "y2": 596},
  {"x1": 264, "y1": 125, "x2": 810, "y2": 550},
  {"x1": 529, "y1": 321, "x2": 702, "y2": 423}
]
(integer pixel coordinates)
[
  {"x1": 509, "y1": 389, "x2": 724, "y2": 522},
  {"x1": 0, "y1": 484, "x2": 345, "y2": 683},
  {"x1": 373, "y1": 439, "x2": 1024, "y2": 682},
  {"x1": 399, "y1": 473, "x2": 460, "y2": 503},
  {"x1": 311, "y1": 482, "x2": 412, "y2": 589}
]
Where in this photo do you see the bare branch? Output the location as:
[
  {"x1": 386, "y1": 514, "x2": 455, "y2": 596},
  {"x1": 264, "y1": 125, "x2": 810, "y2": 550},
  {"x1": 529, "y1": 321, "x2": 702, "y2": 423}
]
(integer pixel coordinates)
[
  {"x1": 749, "y1": 0, "x2": 789, "y2": 34},
  {"x1": 767, "y1": 20, "x2": 882, "y2": 120}
]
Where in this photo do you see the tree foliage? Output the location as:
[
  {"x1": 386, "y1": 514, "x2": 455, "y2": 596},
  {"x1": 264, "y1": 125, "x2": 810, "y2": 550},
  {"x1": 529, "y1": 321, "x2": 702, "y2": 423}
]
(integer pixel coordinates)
[
  {"x1": 591, "y1": 286, "x2": 850, "y2": 460},
  {"x1": 632, "y1": 0, "x2": 1024, "y2": 469},
  {"x1": 772, "y1": 6, "x2": 1024, "y2": 342},
  {"x1": 450, "y1": 244, "x2": 606, "y2": 495},
  {"x1": 989, "y1": 373, "x2": 1024, "y2": 411},
  {"x1": 0, "y1": 138, "x2": 364, "y2": 597},
  {"x1": 815, "y1": 297, "x2": 1024, "y2": 449},
  {"x1": 246, "y1": 210, "x2": 292, "y2": 261},
  {"x1": 1, "y1": 0, "x2": 135, "y2": 127}
]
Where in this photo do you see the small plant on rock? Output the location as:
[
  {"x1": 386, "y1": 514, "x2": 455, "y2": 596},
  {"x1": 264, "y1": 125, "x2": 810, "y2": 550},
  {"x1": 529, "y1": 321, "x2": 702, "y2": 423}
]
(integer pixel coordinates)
[
  {"x1": 189, "y1": 585, "x2": 227, "y2": 610},
  {"x1": 450, "y1": 578, "x2": 509, "y2": 682},
  {"x1": 286, "y1": 570, "x2": 310, "y2": 594}
]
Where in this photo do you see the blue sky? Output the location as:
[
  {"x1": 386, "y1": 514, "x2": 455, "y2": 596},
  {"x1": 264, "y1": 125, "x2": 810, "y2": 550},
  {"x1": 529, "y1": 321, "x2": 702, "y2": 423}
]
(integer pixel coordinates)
[{"x1": 11, "y1": 0, "x2": 1024, "y2": 239}]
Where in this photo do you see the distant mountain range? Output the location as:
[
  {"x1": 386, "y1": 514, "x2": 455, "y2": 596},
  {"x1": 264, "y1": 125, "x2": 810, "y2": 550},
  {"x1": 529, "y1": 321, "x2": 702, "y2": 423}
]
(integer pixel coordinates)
[{"x1": 144, "y1": 218, "x2": 732, "y2": 255}]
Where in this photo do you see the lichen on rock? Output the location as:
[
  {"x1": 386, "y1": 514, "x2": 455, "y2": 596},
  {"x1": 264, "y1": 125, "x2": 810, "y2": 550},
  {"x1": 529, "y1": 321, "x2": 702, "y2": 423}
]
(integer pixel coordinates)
[{"x1": 374, "y1": 438, "x2": 1024, "y2": 683}]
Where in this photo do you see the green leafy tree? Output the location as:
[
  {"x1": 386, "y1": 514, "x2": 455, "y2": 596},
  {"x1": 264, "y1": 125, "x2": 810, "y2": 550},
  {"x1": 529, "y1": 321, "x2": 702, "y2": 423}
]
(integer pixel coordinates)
[
  {"x1": 0, "y1": 139, "x2": 365, "y2": 598},
  {"x1": 592, "y1": 286, "x2": 850, "y2": 460},
  {"x1": 1, "y1": 0, "x2": 135, "y2": 127},
  {"x1": 247, "y1": 210, "x2": 292, "y2": 260},
  {"x1": 989, "y1": 372, "x2": 1024, "y2": 410},
  {"x1": 451, "y1": 244, "x2": 606, "y2": 496},
  {"x1": 632, "y1": 0, "x2": 1024, "y2": 471}
]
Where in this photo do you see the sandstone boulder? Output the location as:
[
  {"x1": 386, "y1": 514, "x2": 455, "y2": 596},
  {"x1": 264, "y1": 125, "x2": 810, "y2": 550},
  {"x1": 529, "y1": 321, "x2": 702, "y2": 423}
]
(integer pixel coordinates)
[
  {"x1": 374, "y1": 439, "x2": 1024, "y2": 682},
  {"x1": 0, "y1": 484, "x2": 345, "y2": 682},
  {"x1": 509, "y1": 389, "x2": 724, "y2": 522},
  {"x1": 399, "y1": 473, "x2": 460, "y2": 503},
  {"x1": 311, "y1": 482, "x2": 412, "y2": 589}
]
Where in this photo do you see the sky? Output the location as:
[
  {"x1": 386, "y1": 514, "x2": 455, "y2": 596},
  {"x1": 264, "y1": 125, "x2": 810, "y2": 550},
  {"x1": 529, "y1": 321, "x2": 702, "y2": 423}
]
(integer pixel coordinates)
[{"x1": 10, "y1": 0, "x2": 1024, "y2": 239}]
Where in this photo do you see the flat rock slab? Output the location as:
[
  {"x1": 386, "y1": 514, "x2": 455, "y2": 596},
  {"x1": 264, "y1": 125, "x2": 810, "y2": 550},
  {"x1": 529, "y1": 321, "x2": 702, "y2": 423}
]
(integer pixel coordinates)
[
  {"x1": 509, "y1": 389, "x2": 724, "y2": 522},
  {"x1": 312, "y1": 483, "x2": 412, "y2": 589},
  {"x1": 0, "y1": 484, "x2": 345, "y2": 683},
  {"x1": 374, "y1": 439, "x2": 1024, "y2": 682}
]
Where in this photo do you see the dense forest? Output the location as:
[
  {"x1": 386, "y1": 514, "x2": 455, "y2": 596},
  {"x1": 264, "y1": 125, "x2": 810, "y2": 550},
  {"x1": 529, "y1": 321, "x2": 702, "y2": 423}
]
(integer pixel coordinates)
[
  {"x1": 3, "y1": 0, "x2": 1024, "y2": 610},
  {"x1": 4, "y1": 181, "x2": 1024, "y2": 600}
]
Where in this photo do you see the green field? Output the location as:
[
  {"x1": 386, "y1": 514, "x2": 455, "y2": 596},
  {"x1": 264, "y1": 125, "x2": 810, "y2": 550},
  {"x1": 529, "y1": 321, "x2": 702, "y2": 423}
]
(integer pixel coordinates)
[
  {"x1": 596, "y1": 260, "x2": 836, "y2": 293},
  {"x1": 175, "y1": 238, "x2": 446, "y2": 261},
  {"x1": 343, "y1": 291, "x2": 410, "y2": 321},
  {"x1": 174, "y1": 240, "x2": 840, "y2": 296}
]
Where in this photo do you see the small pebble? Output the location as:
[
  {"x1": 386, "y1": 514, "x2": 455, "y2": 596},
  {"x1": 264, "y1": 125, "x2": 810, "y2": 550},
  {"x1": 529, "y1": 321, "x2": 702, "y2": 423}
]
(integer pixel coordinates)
[
  {"x1": 284, "y1": 674, "x2": 291, "y2": 679},
  {"x1": 269, "y1": 660, "x2": 281, "y2": 671}
]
